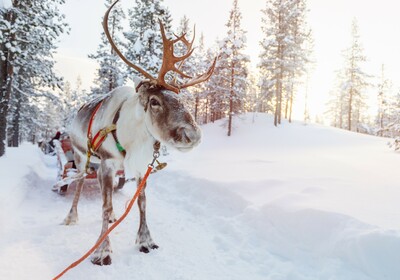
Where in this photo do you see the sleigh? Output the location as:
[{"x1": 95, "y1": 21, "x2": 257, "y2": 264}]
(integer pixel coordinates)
[{"x1": 51, "y1": 136, "x2": 125, "y2": 195}]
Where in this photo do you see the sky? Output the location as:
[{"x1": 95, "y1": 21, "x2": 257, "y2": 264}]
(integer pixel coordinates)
[{"x1": 54, "y1": 0, "x2": 400, "y2": 121}]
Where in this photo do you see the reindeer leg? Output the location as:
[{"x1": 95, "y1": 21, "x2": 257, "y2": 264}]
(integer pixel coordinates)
[
  {"x1": 136, "y1": 177, "x2": 158, "y2": 253},
  {"x1": 91, "y1": 159, "x2": 115, "y2": 265},
  {"x1": 63, "y1": 177, "x2": 84, "y2": 225},
  {"x1": 63, "y1": 155, "x2": 85, "y2": 225}
]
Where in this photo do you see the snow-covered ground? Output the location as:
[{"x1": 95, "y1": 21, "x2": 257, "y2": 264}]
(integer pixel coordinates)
[{"x1": 1, "y1": 113, "x2": 400, "y2": 280}]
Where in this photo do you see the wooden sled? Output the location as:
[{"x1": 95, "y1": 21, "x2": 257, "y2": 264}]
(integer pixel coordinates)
[{"x1": 51, "y1": 136, "x2": 125, "y2": 196}]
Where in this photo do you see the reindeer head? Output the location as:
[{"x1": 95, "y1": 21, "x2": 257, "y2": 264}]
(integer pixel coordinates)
[
  {"x1": 104, "y1": 0, "x2": 215, "y2": 151},
  {"x1": 136, "y1": 82, "x2": 201, "y2": 151}
]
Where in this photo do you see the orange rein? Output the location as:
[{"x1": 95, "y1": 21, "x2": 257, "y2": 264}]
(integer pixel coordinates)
[{"x1": 52, "y1": 164, "x2": 154, "y2": 280}]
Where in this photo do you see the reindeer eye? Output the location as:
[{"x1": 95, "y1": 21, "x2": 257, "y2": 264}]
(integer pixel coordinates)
[{"x1": 150, "y1": 98, "x2": 161, "y2": 107}]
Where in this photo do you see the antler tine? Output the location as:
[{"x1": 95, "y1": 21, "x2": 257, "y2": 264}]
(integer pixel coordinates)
[
  {"x1": 172, "y1": 25, "x2": 196, "y2": 85},
  {"x1": 173, "y1": 25, "x2": 195, "y2": 49},
  {"x1": 158, "y1": 20, "x2": 204, "y2": 92},
  {"x1": 172, "y1": 32, "x2": 188, "y2": 44},
  {"x1": 158, "y1": 19, "x2": 193, "y2": 64},
  {"x1": 179, "y1": 57, "x2": 217, "y2": 89},
  {"x1": 103, "y1": 0, "x2": 154, "y2": 82},
  {"x1": 157, "y1": 19, "x2": 196, "y2": 92},
  {"x1": 172, "y1": 25, "x2": 196, "y2": 86}
]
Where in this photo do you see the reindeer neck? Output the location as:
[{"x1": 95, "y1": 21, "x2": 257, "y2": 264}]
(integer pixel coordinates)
[{"x1": 116, "y1": 94, "x2": 155, "y2": 153}]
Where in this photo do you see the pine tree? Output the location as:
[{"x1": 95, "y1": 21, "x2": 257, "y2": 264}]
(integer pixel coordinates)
[
  {"x1": 243, "y1": 72, "x2": 260, "y2": 113},
  {"x1": 218, "y1": 0, "x2": 249, "y2": 136},
  {"x1": 200, "y1": 46, "x2": 221, "y2": 124},
  {"x1": 59, "y1": 77, "x2": 88, "y2": 130},
  {"x1": 259, "y1": 0, "x2": 311, "y2": 126},
  {"x1": 286, "y1": 0, "x2": 311, "y2": 123},
  {"x1": 376, "y1": 64, "x2": 392, "y2": 137},
  {"x1": 259, "y1": 0, "x2": 294, "y2": 126},
  {"x1": 124, "y1": 0, "x2": 172, "y2": 80},
  {"x1": 0, "y1": 0, "x2": 68, "y2": 154},
  {"x1": 187, "y1": 32, "x2": 210, "y2": 122},
  {"x1": 173, "y1": 15, "x2": 196, "y2": 117},
  {"x1": 388, "y1": 91, "x2": 400, "y2": 150},
  {"x1": 89, "y1": 0, "x2": 126, "y2": 97},
  {"x1": 340, "y1": 19, "x2": 369, "y2": 132},
  {"x1": 325, "y1": 70, "x2": 347, "y2": 129},
  {"x1": 325, "y1": 20, "x2": 369, "y2": 132}
]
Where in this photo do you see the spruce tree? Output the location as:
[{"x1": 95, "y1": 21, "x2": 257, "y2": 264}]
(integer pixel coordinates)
[
  {"x1": 388, "y1": 91, "x2": 400, "y2": 150},
  {"x1": 376, "y1": 64, "x2": 392, "y2": 137},
  {"x1": 259, "y1": 0, "x2": 311, "y2": 126},
  {"x1": 89, "y1": 0, "x2": 126, "y2": 97},
  {"x1": 340, "y1": 19, "x2": 369, "y2": 132},
  {"x1": 124, "y1": 0, "x2": 172, "y2": 80},
  {"x1": 0, "y1": 0, "x2": 68, "y2": 154},
  {"x1": 218, "y1": 0, "x2": 249, "y2": 136},
  {"x1": 173, "y1": 15, "x2": 196, "y2": 116}
]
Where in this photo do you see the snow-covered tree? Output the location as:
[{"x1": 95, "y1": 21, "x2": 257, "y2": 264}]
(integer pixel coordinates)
[
  {"x1": 259, "y1": 0, "x2": 311, "y2": 126},
  {"x1": 0, "y1": 0, "x2": 68, "y2": 155},
  {"x1": 243, "y1": 72, "x2": 261, "y2": 114},
  {"x1": 326, "y1": 20, "x2": 370, "y2": 133},
  {"x1": 124, "y1": 0, "x2": 172, "y2": 80},
  {"x1": 172, "y1": 15, "x2": 196, "y2": 116},
  {"x1": 182, "y1": 31, "x2": 213, "y2": 122},
  {"x1": 338, "y1": 19, "x2": 369, "y2": 132},
  {"x1": 59, "y1": 77, "x2": 89, "y2": 130},
  {"x1": 89, "y1": 0, "x2": 125, "y2": 97},
  {"x1": 325, "y1": 70, "x2": 347, "y2": 129},
  {"x1": 286, "y1": 0, "x2": 311, "y2": 122},
  {"x1": 375, "y1": 64, "x2": 392, "y2": 137},
  {"x1": 199, "y1": 46, "x2": 221, "y2": 124},
  {"x1": 217, "y1": 0, "x2": 249, "y2": 136}
]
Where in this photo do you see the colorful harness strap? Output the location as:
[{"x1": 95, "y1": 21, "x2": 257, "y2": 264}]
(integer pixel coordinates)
[
  {"x1": 85, "y1": 100, "x2": 126, "y2": 173},
  {"x1": 111, "y1": 107, "x2": 126, "y2": 157},
  {"x1": 87, "y1": 100, "x2": 104, "y2": 150}
]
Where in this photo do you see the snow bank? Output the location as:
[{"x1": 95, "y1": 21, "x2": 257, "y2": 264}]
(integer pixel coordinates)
[
  {"x1": 1, "y1": 114, "x2": 400, "y2": 279},
  {"x1": 0, "y1": 143, "x2": 54, "y2": 234}
]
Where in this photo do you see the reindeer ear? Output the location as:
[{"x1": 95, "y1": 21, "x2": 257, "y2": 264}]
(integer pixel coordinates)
[
  {"x1": 132, "y1": 76, "x2": 142, "y2": 89},
  {"x1": 136, "y1": 82, "x2": 151, "y2": 111},
  {"x1": 133, "y1": 76, "x2": 146, "y2": 93}
]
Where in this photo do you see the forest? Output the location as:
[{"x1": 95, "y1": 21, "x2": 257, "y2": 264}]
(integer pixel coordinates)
[{"x1": 0, "y1": 0, "x2": 399, "y2": 157}]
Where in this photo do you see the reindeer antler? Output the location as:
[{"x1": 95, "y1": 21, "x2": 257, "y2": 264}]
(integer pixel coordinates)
[{"x1": 103, "y1": 0, "x2": 216, "y2": 94}]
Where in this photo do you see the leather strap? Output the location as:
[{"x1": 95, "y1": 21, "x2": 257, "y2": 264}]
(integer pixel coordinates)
[{"x1": 111, "y1": 106, "x2": 126, "y2": 157}]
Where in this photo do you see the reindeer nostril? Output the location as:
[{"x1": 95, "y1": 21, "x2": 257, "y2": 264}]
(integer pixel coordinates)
[
  {"x1": 173, "y1": 127, "x2": 191, "y2": 143},
  {"x1": 182, "y1": 130, "x2": 191, "y2": 143}
]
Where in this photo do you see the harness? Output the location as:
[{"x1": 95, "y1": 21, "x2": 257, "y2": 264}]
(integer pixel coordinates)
[
  {"x1": 84, "y1": 98, "x2": 166, "y2": 175},
  {"x1": 85, "y1": 100, "x2": 126, "y2": 173}
]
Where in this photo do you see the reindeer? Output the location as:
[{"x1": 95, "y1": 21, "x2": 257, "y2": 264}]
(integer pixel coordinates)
[{"x1": 62, "y1": 0, "x2": 216, "y2": 265}]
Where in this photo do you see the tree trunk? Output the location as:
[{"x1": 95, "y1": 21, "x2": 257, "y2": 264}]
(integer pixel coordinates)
[
  {"x1": 339, "y1": 98, "x2": 343, "y2": 129},
  {"x1": 348, "y1": 88, "x2": 353, "y2": 131},
  {"x1": 274, "y1": 85, "x2": 279, "y2": 127},
  {"x1": 0, "y1": 59, "x2": 8, "y2": 156},
  {"x1": 284, "y1": 95, "x2": 289, "y2": 119},
  {"x1": 8, "y1": 98, "x2": 21, "y2": 147},
  {"x1": 204, "y1": 97, "x2": 209, "y2": 124},
  {"x1": 228, "y1": 61, "x2": 235, "y2": 137},
  {"x1": 194, "y1": 95, "x2": 199, "y2": 122},
  {"x1": 289, "y1": 87, "x2": 294, "y2": 123},
  {"x1": 0, "y1": 10, "x2": 15, "y2": 156}
]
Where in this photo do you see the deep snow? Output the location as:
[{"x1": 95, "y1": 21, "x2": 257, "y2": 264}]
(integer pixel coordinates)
[{"x1": 1, "y1": 113, "x2": 400, "y2": 280}]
